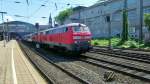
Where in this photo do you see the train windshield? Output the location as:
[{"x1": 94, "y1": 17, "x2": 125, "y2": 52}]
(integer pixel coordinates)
[{"x1": 73, "y1": 26, "x2": 89, "y2": 32}]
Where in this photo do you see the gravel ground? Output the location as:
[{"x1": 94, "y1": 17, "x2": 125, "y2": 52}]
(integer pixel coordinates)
[
  {"x1": 44, "y1": 54, "x2": 104, "y2": 84},
  {"x1": 43, "y1": 51, "x2": 150, "y2": 84},
  {"x1": 74, "y1": 60, "x2": 150, "y2": 84}
]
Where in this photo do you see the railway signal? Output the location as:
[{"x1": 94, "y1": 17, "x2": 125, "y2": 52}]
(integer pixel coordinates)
[
  {"x1": 35, "y1": 23, "x2": 40, "y2": 48},
  {"x1": 35, "y1": 23, "x2": 39, "y2": 30}
]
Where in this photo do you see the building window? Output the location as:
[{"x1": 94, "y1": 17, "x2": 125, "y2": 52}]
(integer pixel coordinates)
[
  {"x1": 128, "y1": 10, "x2": 136, "y2": 20},
  {"x1": 127, "y1": 0, "x2": 136, "y2": 5},
  {"x1": 129, "y1": 27, "x2": 136, "y2": 33},
  {"x1": 112, "y1": 12, "x2": 121, "y2": 21},
  {"x1": 101, "y1": 10, "x2": 103, "y2": 14},
  {"x1": 144, "y1": 7, "x2": 150, "y2": 13}
]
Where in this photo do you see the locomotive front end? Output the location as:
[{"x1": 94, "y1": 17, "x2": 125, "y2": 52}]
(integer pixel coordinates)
[{"x1": 72, "y1": 24, "x2": 92, "y2": 52}]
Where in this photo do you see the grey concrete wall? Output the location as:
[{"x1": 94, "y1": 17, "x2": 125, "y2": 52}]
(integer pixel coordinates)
[{"x1": 64, "y1": 0, "x2": 150, "y2": 38}]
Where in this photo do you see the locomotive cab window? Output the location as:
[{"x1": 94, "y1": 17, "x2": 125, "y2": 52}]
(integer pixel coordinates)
[
  {"x1": 72, "y1": 26, "x2": 81, "y2": 32},
  {"x1": 73, "y1": 25, "x2": 89, "y2": 32},
  {"x1": 82, "y1": 26, "x2": 90, "y2": 32},
  {"x1": 46, "y1": 31, "x2": 49, "y2": 34}
]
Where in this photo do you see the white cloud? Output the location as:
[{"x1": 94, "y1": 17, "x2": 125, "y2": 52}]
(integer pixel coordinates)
[{"x1": 4, "y1": 16, "x2": 15, "y2": 22}]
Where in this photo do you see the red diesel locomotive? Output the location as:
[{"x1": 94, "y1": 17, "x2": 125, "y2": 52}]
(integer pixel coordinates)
[{"x1": 29, "y1": 23, "x2": 92, "y2": 53}]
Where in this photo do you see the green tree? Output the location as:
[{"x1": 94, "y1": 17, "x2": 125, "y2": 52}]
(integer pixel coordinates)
[
  {"x1": 144, "y1": 13, "x2": 150, "y2": 32},
  {"x1": 55, "y1": 8, "x2": 73, "y2": 24},
  {"x1": 121, "y1": 9, "x2": 128, "y2": 42},
  {"x1": 121, "y1": 0, "x2": 128, "y2": 43}
]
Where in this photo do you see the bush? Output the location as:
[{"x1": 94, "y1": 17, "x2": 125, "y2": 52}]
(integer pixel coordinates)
[
  {"x1": 93, "y1": 42, "x2": 99, "y2": 46},
  {"x1": 91, "y1": 37, "x2": 150, "y2": 50},
  {"x1": 121, "y1": 41, "x2": 138, "y2": 48}
]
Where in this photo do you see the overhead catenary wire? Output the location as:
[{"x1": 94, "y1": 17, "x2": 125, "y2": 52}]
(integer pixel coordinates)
[
  {"x1": 28, "y1": 0, "x2": 49, "y2": 19},
  {"x1": 28, "y1": 0, "x2": 85, "y2": 18},
  {"x1": 1, "y1": 0, "x2": 86, "y2": 24},
  {"x1": 0, "y1": 0, "x2": 2, "y2": 11},
  {"x1": 26, "y1": 0, "x2": 29, "y2": 6}
]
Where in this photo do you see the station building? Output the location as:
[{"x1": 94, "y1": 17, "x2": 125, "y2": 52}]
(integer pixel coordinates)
[
  {"x1": 0, "y1": 21, "x2": 36, "y2": 39},
  {"x1": 64, "y1": 0, "x2": 150, "y2": 38}
]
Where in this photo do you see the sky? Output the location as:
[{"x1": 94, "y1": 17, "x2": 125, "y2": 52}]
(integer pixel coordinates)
[{"x1": 0, "y1": 0, "x2": 98, "y2": 25}]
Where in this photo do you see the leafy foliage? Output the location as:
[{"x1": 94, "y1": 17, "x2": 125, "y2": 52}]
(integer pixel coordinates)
[
  {"x1": 144, "y1": 13, "x2": 150, "y2": 31},
  {"x1": 121, "y1": 41, "x2": 138, "y2": 48},
  {"x1": 91, "y1": 37, "x2": 150, "y2": 50},
  {"x1": 91, "y1": 37, "x2": 120, "y2": 47},
  {"x1": 121, "y1": 9, "x2": 129, "y2": 42},
  {"x1": 55, "y1": 8, "x2": 73, "y2": 24}
]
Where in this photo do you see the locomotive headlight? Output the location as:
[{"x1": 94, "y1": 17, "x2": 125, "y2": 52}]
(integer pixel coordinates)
[{"x1": 73, "y1": 36, "x2": 81, "y2": 39}]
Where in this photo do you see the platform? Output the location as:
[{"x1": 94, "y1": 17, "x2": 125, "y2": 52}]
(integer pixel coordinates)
[{"x1": 0, "y1": 40, "x2": 47, "y2": 84}]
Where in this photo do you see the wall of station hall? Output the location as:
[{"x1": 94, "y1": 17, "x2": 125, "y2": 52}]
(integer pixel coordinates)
[{"x1": 64, "y1": 0, "x2": 150, "y2": 38}]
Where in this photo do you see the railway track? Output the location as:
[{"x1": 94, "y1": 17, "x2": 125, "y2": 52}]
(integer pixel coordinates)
[
  {"x1": 18, "y1": 42, "x2": 52, "y2": 83},
  {"x1": 80, "y1": 53, "x2": 150, "y2": 81},
  {"x1": 34, "y1": 45, "x2": 150, "y2": 82},
  {"x1": 93, "y1": 46, "x2": 150, "y2": 56},
  {"x1": 34, "y1": 46, "x2": 150, "y2": 82},
  {"x1": 19, "y1": 42, "x2": 103, "y2": 84},
  {"x1": 91, "y1": 47, "x2": 150, "y2": 64},
  {"x1": 19, "y1": 41, "x2": 150, "y2": 83},
  {"x1": 94, "y1": 46, "x2": 150, "y2": 52}
]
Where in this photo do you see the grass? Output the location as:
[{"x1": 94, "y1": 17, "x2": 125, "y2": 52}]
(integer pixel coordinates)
[
  {"x1": 91, "y1": 37, "x2": 120, "y2": 47},
  {"x1": 91, "y1": 37, "x2": 150, "y2": 50}
]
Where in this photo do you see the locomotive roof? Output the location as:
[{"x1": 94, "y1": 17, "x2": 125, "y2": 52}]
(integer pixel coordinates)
[
  {"x1": 24, "y1": 23, "x2": 87, "y2": 36},
  {"x1": 39, "y1": 23, "x2": 86, "y2": 33},
  {"x1": 63, "y1": 23, "x2": 86, "y2": 27}
]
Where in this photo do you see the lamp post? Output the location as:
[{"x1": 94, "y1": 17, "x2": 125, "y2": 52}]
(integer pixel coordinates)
[
  {"x1": 6, "y1": 19, "x2": 10, "y2": 41},
  {"x1": 0, "y1": 11, "x2": 7, "y2": 47}
]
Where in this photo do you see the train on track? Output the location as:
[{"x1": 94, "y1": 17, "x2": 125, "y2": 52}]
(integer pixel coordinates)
[{"x1": 24, "y1": 23, "x2": 92, "y2": 53}]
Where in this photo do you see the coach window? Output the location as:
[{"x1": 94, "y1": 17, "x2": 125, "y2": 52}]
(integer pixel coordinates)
[
  {"x1": 48, "y1": 30, "x2": 51, "y2": 34},
  {"x1": 54, "y1": 29, "x2": 57, "y2": 34},
  {"x1": 57, "y1": 28, "x2": 63, "y2": 33},
  {"x1": 51, "y1": 30, "x2": 53, "y2": 34},
  {"x1": 51, "y1": 30, "x2": 54, "y2": 34},
  {"x1": 53, "y1": 30, "x2": 55, "y2": 34},
  {"x1": 46, "y1": 31, "x2": 49, "y2": 34},
  {"x1": 56, "y1": 29, "x2": 59, "y2": 33},
  {"x1": 64, "y1": 27, "x2": 68, "y2": 32},
  {"x1": 40, "y1": 32, "x2": 43, "y2": 35},
  {"x1": 43, "y1": 31, "x2": 46, "y2": 35}
]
